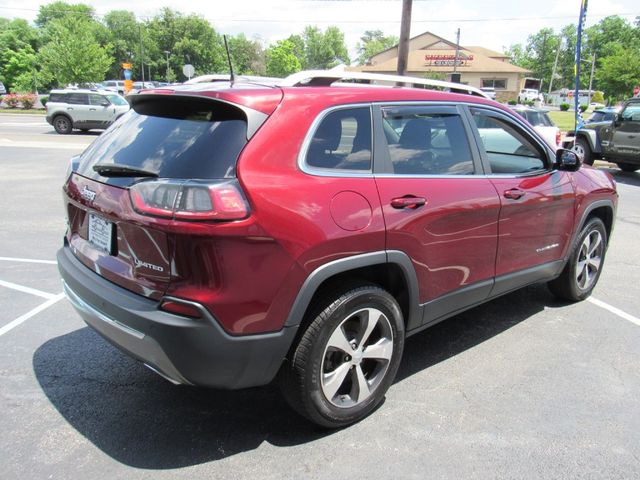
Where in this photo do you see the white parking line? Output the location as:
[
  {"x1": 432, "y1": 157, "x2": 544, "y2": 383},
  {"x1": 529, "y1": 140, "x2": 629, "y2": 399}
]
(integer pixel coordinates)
[
  {"x1": 0, "y1": 293, "x2": 65, "y2": 337},
  {"x1": 0, "y1": 279, "x2": 59, "y2": 300},
  {"x1": 0, "y1": 138, "x2": 88, "y2": 150},
  {"x1": 0, "y1": 256, "x2": 58, "y2": 265},
  {"x1": 588, "y1": 297, "x2": 640, "y2": 327}
]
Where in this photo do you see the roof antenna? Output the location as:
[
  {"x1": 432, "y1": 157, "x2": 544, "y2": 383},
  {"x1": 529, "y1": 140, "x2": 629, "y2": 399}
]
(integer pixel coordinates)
[{"x1": 223, "y1": 35, "x2": 235, "y2": 85}]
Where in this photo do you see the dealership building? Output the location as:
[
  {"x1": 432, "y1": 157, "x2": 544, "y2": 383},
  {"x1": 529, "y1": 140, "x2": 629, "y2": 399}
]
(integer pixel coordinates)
[{"x1": 352, "y1": 31, "x2": 532, "y2": 101}]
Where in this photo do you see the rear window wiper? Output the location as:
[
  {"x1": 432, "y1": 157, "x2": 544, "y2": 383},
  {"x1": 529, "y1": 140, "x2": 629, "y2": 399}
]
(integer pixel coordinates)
[{"x1": 93, "y1": 163, "x2": 159, "y2": 178}]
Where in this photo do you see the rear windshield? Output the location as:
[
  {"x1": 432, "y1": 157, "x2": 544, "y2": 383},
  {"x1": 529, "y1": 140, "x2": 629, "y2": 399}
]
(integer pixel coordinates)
[
  {"x1": 520, "y1": 110, "x2": 554, "y2": 127},
  {"x1": 76, "y1": 96, "x2": 248, "y2": 187}
]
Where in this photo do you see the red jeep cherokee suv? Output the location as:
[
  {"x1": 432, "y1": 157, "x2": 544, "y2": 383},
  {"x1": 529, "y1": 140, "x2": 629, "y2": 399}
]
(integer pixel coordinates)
[{"x1": 58, "y1": 71, "x2": 617, "y2": 427}]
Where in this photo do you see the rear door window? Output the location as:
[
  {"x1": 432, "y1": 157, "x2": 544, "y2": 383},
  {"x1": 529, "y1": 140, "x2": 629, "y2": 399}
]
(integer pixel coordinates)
[
  {"x1": 379, "y1": 106, "x2": 475, "y2": 175},
  {"x1": 67, "y1": 93, "x2": 89, "y2": 105},
  {"x1": 76, "y1": 96, "x2": 248, "y2": 187}
]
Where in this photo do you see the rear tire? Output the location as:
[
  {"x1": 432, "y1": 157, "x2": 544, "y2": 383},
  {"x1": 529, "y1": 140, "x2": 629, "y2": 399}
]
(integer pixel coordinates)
[
  {"x1": 617, "y1": 162, "x2": 639, "y2": 172},
  {"x1": 53, "y1": 115, "x2": 73, "y2": 134},
  {"x1": 548, "y1": 217, "x2": 607, "y2": 301},
  {"x1": 280, "y1": 285, "x2": 405, "y2": 428},
  {"x1": 573, "y1": 137, "x2": 593, "y2": 166}
]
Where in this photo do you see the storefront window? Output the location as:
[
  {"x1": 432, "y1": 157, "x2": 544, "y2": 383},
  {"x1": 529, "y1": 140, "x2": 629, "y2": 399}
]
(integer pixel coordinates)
[{"x1": 481, "y1": 79, "x2": 507, "y2": 90}]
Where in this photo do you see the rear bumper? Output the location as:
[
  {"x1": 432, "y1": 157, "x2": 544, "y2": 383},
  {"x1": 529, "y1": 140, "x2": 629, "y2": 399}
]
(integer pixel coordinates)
[{"x1": 57, "y1": 245, "x2": 297, "y2": 389}]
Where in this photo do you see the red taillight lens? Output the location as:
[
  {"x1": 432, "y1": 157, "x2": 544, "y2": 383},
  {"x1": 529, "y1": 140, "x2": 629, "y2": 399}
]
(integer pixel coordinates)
[
  {"x1": 556, "y1": 130, "x2": 561, "y2": 147},
  {"x1": 130, "y1": 179, "x2": 249, "y2": 221}
]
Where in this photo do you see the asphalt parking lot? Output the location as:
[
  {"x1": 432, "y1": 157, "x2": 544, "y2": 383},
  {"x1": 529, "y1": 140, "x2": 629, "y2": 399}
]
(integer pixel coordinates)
[{"x1": 1, "y1": 113, "x2": 639, "y2": 479}]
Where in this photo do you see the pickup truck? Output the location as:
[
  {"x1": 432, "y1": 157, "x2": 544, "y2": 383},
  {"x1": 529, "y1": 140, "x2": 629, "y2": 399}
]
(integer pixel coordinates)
[{"x1": 563, "y1": 97, "x2": 640, "y2": 172}]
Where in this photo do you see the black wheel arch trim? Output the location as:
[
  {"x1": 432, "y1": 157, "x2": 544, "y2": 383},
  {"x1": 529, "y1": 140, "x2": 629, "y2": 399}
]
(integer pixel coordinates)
[
  {"x1": 284, "y1": 250, "x2": 422, "y2": 330},
  {"x1": 568, "y1": 199, "x2": 616, "y2": 259}
]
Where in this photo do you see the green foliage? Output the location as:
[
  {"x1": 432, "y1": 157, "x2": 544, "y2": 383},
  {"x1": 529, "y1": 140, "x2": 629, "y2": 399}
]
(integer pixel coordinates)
[
  {"x1": 356, "y1": 30, "x2": 398, "y2": 65},
  {"x1": 40, "y1": 95, "x2": 49, "y2": 106},
  {"x1": 228, "y1": 34, "x2": 265, "y2": 75},
  {"x1": 302, "y1": 26, "x2": 349, "y2": 69},
  {"x1": 596, "y1": 43, "x2": 640, "y2": 100},
  {"x1": 265, "y1": 40, "x2": 302, "y2": 77},
  {"x1": 591, "y1": 91, "x2": 605, "y2": 103},
  {"x1": 579, "y1": 104, "x2": 588, "y2": 112},
  {"x1": 0, "y1": 18, "x2": 40, "y2": 91},
  {"x1": 38, "y1": 15, "x2": 113, "y2": 86},
  {"x1": 507, "y1": 99, "x2": 517, "y2": 105},
  {"x1": 423, "y1": 70, "x2": 446, "y2": 81},
  {"x1": 35, "y1": 1, "x2": 95, "y2": 28},
  {"x1": 560, "y1": 103, "x2": 570, "y2": 111}
]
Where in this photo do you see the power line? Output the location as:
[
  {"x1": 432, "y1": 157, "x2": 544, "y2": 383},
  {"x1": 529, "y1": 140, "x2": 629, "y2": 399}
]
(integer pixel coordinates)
[{"x1": 0, "y1": 5, "x2": 638, "y2": 25}]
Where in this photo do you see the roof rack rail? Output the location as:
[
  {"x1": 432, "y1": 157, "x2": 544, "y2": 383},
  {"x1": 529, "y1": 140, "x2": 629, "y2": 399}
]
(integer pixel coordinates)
[{"x1": 279, "y1": 70, "x2": 490, "y2": 99}]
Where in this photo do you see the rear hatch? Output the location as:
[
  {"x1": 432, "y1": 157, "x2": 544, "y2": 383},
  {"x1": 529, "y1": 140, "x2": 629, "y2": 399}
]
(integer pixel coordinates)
[{"x1": 63, "y1": 90, "x2": 276, "y2": 299}]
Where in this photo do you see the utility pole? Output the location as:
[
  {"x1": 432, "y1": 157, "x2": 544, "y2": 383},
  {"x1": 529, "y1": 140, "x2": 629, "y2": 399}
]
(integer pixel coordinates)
[
  {"x1": 588, "y1": 53, "x2": 596, "y2": 104},
  {"x1": 139, "y1": 24, "x2": 145, "y2": 83},
  {"x1": 548, "y1": 36, "x2": 563, "y2": 96},
  {"x1": 164, "y1": 51, "x2": 170, "y2": 83},
  {"x1": 453, "y1": 28, "x2": 461, "y2": 74},
  {"x1": 539, "y1": 31, "x2": 548, "y2": 92},
  {"x1": 397, "y1": 0, "x2": 412, "y2": 77}
]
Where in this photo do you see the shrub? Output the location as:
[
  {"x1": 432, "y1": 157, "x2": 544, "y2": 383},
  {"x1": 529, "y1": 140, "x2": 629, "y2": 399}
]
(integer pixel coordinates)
[
  {"x1": 525, "y1": 100, "x2": 535, "y2": 107},
  {"x1": 20, "y1": 93, "x2": 38, "y2": 110},
  {"x1": 579, "y1": 104, "x2": 588, "y2": 113},
  {"x1": 40, "y1": 95, "x2": 49, "y2": 107},
  {"x1": 560, "y1": 103, "x2": 570, "y2": 111},
  {"x1": 507, "y1": 99, "x2": 517, "y2": 105},
  {"x1": 3, "y1": 93, "x2": 20, "y2": 108}
]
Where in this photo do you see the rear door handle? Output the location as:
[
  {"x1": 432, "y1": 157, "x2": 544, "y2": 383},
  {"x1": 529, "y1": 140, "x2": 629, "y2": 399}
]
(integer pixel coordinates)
[
  {"x1": 391, "y1": 196, "x2": 426, "y2": 209},
  {"x1": 504, "y1": 189, "x2": 525, "y2": 200}
]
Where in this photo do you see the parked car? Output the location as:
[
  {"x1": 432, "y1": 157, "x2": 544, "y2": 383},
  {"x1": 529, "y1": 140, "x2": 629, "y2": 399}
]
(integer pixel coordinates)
[
  {"x1": 518, "y1": 88, "x2": 543, "y2": 104},
  {"x1": 585, "y1": 106, "x2": 618, "y2": 125},
  {"x1": 480, "y1": 87, "x2": 496, "y2": 100},
  {"x1": 563, "y1": 97, "x2": 640, "y2": 172},
  {"x1": 101, "y1": 80, "x2": 125, "y2": 95},
  {"x1": 58, "y1": 70, "x2": 617, "y2": 428},
  {"x1": 510, "y1": 105, "x2": 561, "y2": 149},
  {"x1": 46, "y1": 89, "x2": 130, "y2": 134}
]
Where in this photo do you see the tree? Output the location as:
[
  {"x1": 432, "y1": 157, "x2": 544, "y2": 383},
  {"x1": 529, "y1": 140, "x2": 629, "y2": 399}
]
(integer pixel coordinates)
[
  {"x1": 228, "y1": 34, "x2": 265, "y2": 75},
  {"x1": 302, "y1": 26, "x2": 349, "y2": 69},
  {"x1": 103, "y1": 10, "x2": 140, "y2": 79},
  {"x1": 145, "y1": 8, "x2": 226, "y2": 80},
  {"x1": 38, "y1": 16, "x2": 113, "y2": 86},
  {"x1": 265, "y1": 39, "x2": 301, "y2": 77},
  {"x1": 0, "y1": 18, "x2": 40, "y2": 91},
  {"x1": 596, "y1": 43, "x2": 640, "y2": 100},
  {"x1": 356, "y1": 30, "x2": 398, "y2": 65},
  {"x1": 35, "y1": 1, "x2": 95, "y2": 28}
]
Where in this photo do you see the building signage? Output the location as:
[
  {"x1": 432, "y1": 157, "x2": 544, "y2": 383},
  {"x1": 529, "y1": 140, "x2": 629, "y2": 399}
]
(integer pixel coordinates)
[{"x1": 424, "y1": 54, "x2": 474, "y2": 67}]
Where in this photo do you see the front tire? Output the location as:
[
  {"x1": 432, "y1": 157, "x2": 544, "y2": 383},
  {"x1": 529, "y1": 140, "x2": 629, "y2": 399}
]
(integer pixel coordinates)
[
  {"x1": 548, "y1": 217, "x2": 607, "y2": 301},
  {"x1": 573, "y1": 137, "x2": 593, "y2": 166},
  {"x1": 280, "y1": 285, "x2": 405, "y2": 428}
]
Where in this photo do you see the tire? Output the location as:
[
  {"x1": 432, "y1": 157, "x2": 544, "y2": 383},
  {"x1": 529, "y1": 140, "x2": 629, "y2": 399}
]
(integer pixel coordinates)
[
  {"x1": 617, "y1": 162, "x2": 639, "y2": 172},
  {"x1": 53, "y1": 115, "x2": 73, "y2": 134},
  {"x1": 280, "y1": 284, "x2": 405, "y2": 428},
  {"x1": 573, "y1": 137, "x2": 593, "y2": 166},
  {"x1": 548, "y1": 217, "x2": 607, "y2": 301}
]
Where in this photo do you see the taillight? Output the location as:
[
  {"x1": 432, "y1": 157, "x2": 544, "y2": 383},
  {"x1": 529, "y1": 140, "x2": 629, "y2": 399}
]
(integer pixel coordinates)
[
  {"x1": 556, "y1": 130, "x2": 561, "y2": 147},
  {"x1": 159, "y1": 299, "x2": 203, "y2": 319},
  {"x1": 129, "y1": 179, "x2": 249, "y2": 221}
]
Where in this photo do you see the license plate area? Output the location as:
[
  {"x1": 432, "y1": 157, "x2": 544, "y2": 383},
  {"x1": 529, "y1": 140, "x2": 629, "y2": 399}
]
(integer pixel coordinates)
[{"x1": 88, "y1": 213, "x2": 114, "y2": 255}]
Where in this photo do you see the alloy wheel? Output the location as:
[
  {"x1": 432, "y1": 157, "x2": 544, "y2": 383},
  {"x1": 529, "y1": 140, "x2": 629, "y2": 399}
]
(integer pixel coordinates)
[{"x1": 576, "y1": 229, "x2": 603, "y2": 290}]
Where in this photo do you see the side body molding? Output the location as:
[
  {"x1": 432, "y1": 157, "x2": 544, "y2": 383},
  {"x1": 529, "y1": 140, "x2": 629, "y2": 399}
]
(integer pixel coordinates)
[{"x1": 284, "y1": 250, "x2": 422, "y2": 330}]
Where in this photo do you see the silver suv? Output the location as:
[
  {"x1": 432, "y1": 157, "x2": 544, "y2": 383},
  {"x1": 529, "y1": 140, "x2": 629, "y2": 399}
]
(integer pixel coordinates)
[{"x1": 46, "y1": 89, "x2": 130, "y2": 134}]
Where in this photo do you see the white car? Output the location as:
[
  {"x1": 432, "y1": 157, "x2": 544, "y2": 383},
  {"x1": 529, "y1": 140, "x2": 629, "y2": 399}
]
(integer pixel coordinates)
[
  {"x1": 518, "y1": 88, "x2": 543, "y2": 104},
  {"x1": 510, "y1": 106, "x2": 561, "y2": 150},
  {"x1": 480, "y1": 87, "x2": 497, "y2": 100},
  {"x1": 45, "y1": 89, "x2": 130, "y2": 134}
]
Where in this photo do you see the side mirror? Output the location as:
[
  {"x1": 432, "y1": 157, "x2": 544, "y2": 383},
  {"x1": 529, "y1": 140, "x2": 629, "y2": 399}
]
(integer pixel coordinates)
[
  {"x1": 613, "y1": 113, "x2": 623, "y2": 127},
  {"x1": 555, "y1": 148, "x2": 580, "y2": 171}
]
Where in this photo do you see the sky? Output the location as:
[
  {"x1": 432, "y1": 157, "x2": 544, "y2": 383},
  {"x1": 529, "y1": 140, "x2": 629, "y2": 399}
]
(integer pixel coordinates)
[{"x1": 0, "y1": 0, "x2": 638, "y2": 59}]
